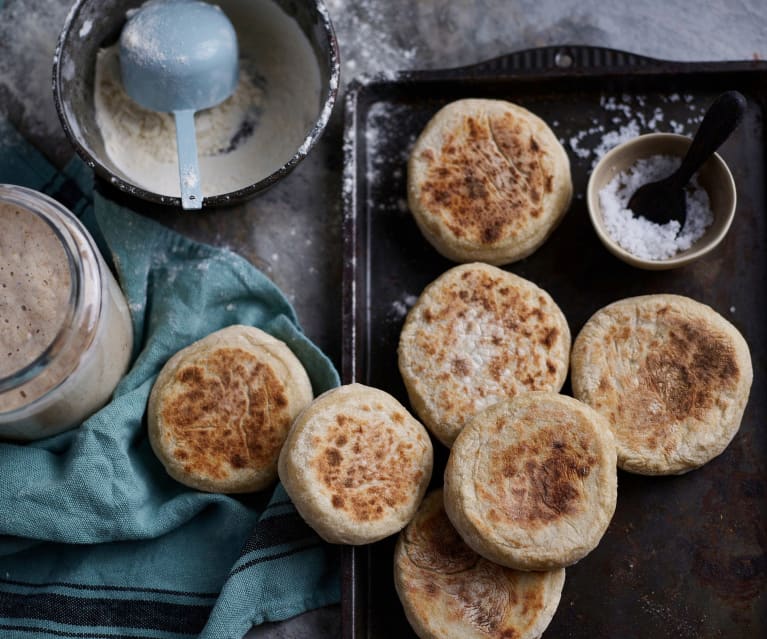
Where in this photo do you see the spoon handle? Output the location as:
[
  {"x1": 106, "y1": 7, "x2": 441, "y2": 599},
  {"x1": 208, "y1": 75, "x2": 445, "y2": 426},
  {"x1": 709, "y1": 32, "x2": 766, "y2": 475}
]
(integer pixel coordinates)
[
  {"x1": 674, "y1": 90, "x2": 747, "y2": 186},
  {"x1": 173, "y1": 110, "x2": 203, "y2": 211}
]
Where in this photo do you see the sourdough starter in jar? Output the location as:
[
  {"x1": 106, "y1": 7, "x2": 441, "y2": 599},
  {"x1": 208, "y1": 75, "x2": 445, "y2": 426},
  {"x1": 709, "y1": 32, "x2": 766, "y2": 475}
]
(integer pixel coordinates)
[{"x1": 0, "y1": 186, "x2": 133, "y2": 440}]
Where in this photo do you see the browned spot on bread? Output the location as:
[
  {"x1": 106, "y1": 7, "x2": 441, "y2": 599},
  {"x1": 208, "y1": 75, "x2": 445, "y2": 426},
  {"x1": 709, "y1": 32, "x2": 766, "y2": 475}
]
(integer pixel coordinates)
[
  {"x1": 519, "y1": 584, "x2": 544, "y2": 617},
  {"x1": 332, "y1": 494, "x2": 344, "y2": 508},
  {"x1": 230, "y1": 453, "x2": 246, "y2": 469},
  {"x1": 546, "y1": 359, "x2": 557, "y2": 375},
  {"x1": 489, "y1": 356, "x2": 506, "y2": 382},
  {"x1": 492, "y1": 425, "x2": 594, "y2": 525},
  {"x1": 325, "y1": 448, "x2": 342, "y2": 467},
  {"x1": 541, "y1": 327, "x2": 559, "y2": 348},
  {"x1": 160, "y1": 347, "x2": 290, "y2": 482},
  {"x1": 452, "y1": 358, "x2": 470, "y2": 376}
]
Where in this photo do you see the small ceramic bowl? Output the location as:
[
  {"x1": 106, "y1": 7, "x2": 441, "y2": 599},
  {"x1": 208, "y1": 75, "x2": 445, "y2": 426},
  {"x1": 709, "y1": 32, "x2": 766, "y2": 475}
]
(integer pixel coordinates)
[
  {"x1": 53, "y1": 0, "x2": 339, "y2": 208},
  {"x1": 587, "y1": 133, "x2": 736, "y2": 270}
]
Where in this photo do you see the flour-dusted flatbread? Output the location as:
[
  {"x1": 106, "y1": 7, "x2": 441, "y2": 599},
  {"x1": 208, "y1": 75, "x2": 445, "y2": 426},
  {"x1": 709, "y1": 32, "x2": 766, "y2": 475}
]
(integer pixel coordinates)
[
  {"x1": 571, "y1": 294, "x2": 753, "y2": 475},
  {"x1": 148, "y1": 325, "x2": 313, "y2": 493},
  {"x1": 444, "y1": 392, "x2": 617, "y2": 571},
  {"x1": 398, "y1": 263, "x2": 570, "y2": 446},
  {"x1": 395, "y1": 490, "x2": 565, "y2": 639},
  {"x1": 278, "y1": 383, "x2": 433, "y2": 544},
  {"x1": 408, "y1": 98, "x2": 572, "y2": 265}
]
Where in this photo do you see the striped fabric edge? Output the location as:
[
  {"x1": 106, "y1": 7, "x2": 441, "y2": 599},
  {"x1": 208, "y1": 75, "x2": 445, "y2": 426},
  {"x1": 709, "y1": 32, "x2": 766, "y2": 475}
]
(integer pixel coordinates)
[{"x1": 0, "y1": 510, "x2": 321, "y2": 638}]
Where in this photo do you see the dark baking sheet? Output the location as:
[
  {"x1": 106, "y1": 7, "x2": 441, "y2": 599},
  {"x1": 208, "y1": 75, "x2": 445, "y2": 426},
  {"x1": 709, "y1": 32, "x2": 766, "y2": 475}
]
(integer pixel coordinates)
[{"x1": 340, "y1": 46, "x2": 767, "y2": 639}]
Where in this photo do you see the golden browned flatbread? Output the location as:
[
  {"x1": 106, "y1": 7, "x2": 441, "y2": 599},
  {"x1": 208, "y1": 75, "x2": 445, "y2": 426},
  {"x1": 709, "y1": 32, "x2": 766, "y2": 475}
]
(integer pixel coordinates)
[
  {"x1": 394, "y1": 490, "x2": 565, "y2": 639},
  {"x1": 407, "y1": 98, "x2": 572, "y2": 265},
  {"x1": 571, "y1": 294, "x2": 753, "y2": 475},
  {"x1": 147, "y1": 325, "x2": 313, "y2": 493},
  {"x1": 398, "y1": 262, "x2": 570, "y2": 447},
  {"x1": 444, "y1": 392, "x2": 617, "y2": 571},
  {"x1": 278, "y1": 383, "x2": 433, "y2": 544}
]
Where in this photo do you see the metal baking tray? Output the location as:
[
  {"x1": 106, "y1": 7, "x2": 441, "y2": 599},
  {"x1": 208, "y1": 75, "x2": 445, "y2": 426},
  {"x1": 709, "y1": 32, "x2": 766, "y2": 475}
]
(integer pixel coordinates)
[{"x1": 340, "y1": 45, "x2": 767, "y2": 639}]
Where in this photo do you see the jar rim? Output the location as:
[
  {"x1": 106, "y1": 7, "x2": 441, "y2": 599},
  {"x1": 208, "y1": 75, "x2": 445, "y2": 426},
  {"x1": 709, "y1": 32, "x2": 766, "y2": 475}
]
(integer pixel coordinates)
[{"x1": 0, "y1": 185, "x2": 84, "y2": 395}]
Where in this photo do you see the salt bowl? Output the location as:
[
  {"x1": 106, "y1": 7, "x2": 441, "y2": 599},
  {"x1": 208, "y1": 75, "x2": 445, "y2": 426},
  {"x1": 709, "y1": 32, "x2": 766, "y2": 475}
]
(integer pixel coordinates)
[{"x1": 587, "y1": 133, "x2": 736, "y2": 270}]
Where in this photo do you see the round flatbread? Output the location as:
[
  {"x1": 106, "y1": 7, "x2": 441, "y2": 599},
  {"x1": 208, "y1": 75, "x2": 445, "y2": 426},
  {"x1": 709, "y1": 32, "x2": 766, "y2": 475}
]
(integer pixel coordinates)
[
  {"x1": 571, "y1": 294, "x2": 753, "y2": 475},
  {"x1": 394, "y1": 490, "x2": 565, "y2": 639},
  {"x1": 407, "y1": 98, "x2": 572, "y2": 265},
  {"x1": 398, "y1": 262, "x2": 570, "y2": 447},
  {"x1": 147, "y1": 325, "x2": 313, "y2": 493},
  {"x1": 278, "y1": 383, "x2": 433, "y2": 544},
  {"x1": 444, "y1": 392, "x2": 617, "y2": 571}
]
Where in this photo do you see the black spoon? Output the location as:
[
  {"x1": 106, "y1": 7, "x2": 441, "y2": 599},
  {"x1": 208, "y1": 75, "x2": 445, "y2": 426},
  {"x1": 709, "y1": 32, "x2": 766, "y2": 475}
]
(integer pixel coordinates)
[{"x1": 627, "y1": 90, "x2": 747, "y2": 228}]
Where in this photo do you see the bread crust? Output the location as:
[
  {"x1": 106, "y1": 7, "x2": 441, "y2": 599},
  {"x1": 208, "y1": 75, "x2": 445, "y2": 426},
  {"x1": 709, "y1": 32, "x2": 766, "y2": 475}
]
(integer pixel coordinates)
[
  {"x1": 394, "y1": 490, "x2": 565, "y2": 639},
  {"x1": 147, "y1": 325, "x2": 313, "y2": 493},
  {"x1": 571, "y1": 294, "x2": 753, "y2": 475},
  {"x1": 444, "y1": 392, "x2": 617, "y2": 571},
  {"x1": 407, "y1": 98, "x2": 572, "y2": 265},
  {"x1": 278, "y1": 383, "x2": 433, "y2": 544},
  {"x1": 398, "y1": 263, "x2": 570, "y2": 447}
]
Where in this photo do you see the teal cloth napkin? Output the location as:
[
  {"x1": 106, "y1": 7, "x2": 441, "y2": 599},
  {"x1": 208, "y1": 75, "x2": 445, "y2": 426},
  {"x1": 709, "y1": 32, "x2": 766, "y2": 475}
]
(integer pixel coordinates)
[{"x1": 0, "y1": 117, "x2": 340, "y2": 638}]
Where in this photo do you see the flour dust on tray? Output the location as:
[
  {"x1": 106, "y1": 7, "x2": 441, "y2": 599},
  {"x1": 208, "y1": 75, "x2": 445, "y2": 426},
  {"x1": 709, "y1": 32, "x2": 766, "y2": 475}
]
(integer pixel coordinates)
[
  {"x1": 94, "y1": 0, "x2": 322, "y2": 198},
  {"x1": 599, "y1": 155, "x2": 713, "y2": 260}
]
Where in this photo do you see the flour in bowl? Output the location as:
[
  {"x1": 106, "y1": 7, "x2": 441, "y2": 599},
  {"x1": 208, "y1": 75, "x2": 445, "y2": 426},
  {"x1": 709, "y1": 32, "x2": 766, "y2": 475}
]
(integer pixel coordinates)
[
  {"x1": 93, "y1": 0, "x2": 322, "y2": 198},
  {"x1": 599, "y1": 155, "x2": 714, "y2": 260}
]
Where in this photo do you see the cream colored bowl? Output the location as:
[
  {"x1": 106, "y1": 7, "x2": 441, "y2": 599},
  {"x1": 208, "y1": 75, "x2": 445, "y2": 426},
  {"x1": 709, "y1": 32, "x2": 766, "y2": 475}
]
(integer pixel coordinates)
[{"x1": 587, "y1": 133, "x2": 736, "y2": 270}]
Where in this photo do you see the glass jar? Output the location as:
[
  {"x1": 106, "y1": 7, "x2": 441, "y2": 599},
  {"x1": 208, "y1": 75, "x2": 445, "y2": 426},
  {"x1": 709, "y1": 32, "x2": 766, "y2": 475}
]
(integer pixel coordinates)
[{"x1": 0, "y1": 185, "x2": 133, "y2": 440}]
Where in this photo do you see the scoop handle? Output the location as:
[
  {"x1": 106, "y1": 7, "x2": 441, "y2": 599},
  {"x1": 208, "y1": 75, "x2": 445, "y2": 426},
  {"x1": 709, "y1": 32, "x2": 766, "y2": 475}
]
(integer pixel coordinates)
[
  {"x1": 674, "y1": 90, "x2": 747, "y2": 185},
  {"x1": 173, "y1": 110, "x2": 203, "y2": 210}
]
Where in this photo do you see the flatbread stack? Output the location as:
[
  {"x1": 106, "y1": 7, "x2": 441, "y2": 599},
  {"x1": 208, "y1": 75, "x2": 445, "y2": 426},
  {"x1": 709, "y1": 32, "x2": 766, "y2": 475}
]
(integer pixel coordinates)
[
  {"x1": 148, "y1": 325, "x2": 313, "y2": 493},
  {"x1": 571, "y1": 294, "x2": 753, "y2": 475},
  {"x1": 278, "y1": 383, "x2": 433, "y2": 544},
  {"x1": 407, "y1": 98, "x2": 572, "y2": 265},
  {"x1": 398, "y1": 262, "x2": 570, "y2": 446},
  {"x1": 395, "y1": 490, "x2": 565, "y2": 639}
]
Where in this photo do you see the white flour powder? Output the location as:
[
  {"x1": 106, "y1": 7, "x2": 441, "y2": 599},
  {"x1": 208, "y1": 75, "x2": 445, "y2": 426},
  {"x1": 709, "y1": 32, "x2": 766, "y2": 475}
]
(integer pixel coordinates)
[
  {"x1": 94, "y1": 0, "x2": 321, "y2": 198},
  {"x1": 599, "y1": 155, "x2": 714, "y2": 260}
]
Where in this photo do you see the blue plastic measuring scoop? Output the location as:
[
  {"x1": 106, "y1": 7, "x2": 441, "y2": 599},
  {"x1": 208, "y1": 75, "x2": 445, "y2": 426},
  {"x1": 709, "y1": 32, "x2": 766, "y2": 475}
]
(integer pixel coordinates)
[{"x1": 119, "y1": 0, "x2": 239, "y2": 210}]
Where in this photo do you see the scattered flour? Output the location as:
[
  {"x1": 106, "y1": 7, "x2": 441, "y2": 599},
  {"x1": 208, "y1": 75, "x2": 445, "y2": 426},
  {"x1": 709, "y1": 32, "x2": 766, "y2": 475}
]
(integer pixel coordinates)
[
  {"x1": 324, "y1": 0, "x2": 417, "y2": 78},
  {"x1": 78, "y1": 19, "x2": 92, "y2": 39},
  {"x1": 0, "y1": 0, "x2": 72, "y2": 147},
  {"x1": 599, "y1": 155, "x2": 713, "y2": 260},
  {"x1": 390, "y1": 294, "x2": 419, "y2": 321},
  {"x1": 564, "y1": 93, "x2": 705, "y2": 167},
  {"x1": 93, "y1": 0, "x2": 321, "y2": 198},
  {"x1": 362, "y1": 102, "x2": 416, "y2": 213}
]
